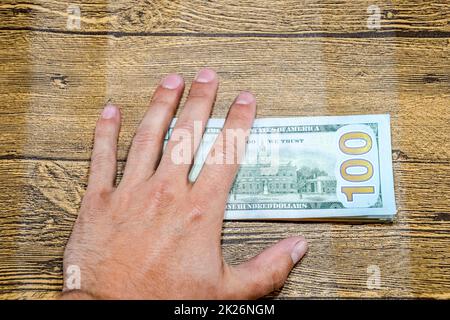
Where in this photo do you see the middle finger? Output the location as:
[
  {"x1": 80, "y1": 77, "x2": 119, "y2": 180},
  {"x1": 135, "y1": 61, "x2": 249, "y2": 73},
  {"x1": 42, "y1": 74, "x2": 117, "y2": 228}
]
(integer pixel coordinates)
[{"x1": 156, "y1": 68, "x2": 218, "y2": 182}]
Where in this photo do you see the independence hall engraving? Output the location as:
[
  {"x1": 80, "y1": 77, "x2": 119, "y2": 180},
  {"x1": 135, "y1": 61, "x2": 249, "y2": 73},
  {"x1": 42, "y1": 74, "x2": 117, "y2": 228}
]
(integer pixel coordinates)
[
  {"x1": 233, "y1": 163, "x2": 298, "y2": 194},
  {"x1": 232, "y1": 163, "x2": 337, "y2": 195}
]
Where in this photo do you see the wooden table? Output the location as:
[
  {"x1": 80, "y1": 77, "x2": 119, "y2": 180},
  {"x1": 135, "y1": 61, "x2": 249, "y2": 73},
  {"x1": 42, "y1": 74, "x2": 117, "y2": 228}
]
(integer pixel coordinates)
[{"x1": 0, "y1": 1, "x2": 449, "y2": 299}]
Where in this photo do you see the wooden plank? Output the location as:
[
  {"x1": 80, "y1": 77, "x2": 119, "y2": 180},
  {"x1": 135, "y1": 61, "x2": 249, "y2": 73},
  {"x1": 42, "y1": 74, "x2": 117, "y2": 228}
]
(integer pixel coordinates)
[
  {"x1": 0, "y1": 0, "x2": 449, "y2": 34},
  {"x1": 1, "y1": 31, "x2": 449, "y2": 162},
  {"x1": 0, "y1": 159, "x2": 449, "y2": 299}
]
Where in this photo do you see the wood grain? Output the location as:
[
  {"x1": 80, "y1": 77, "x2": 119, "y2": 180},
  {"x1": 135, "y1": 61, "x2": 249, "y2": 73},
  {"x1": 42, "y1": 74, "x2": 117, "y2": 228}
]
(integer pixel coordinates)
[
  {"x1": 0, "y1": 159, "x2": 449, "y2": 299},
  {"x1": 0, "y1": 0, "x2": 449, "y2": 300},
  {"x1": 0, "y1": 0, "x2": 449, "y2": 34},
  {"x1": 1, "y1": 31, "x2": 449, "y2": 162}
]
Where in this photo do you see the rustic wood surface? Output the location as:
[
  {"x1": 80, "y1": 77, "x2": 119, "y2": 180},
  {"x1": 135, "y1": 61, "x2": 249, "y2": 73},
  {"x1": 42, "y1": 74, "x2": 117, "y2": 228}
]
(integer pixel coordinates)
[
  {"x1": 1, "y1": 0, "x2": 449, "y2": 34},
  {"x1": 0, "y1": 0, "x2": 449, "y2": 299}
]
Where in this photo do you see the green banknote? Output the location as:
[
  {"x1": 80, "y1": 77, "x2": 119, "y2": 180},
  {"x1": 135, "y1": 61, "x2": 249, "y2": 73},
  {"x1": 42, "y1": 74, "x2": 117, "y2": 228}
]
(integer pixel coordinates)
[{"x1": 169, "y1": 114, "x2": 396, "y2": 221}]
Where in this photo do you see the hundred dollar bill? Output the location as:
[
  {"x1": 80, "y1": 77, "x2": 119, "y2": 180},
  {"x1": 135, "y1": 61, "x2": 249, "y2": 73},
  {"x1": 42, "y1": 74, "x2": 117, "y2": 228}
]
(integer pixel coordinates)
[{"x1": 169, "y1": 114, "x2": 396, "y2": 221}]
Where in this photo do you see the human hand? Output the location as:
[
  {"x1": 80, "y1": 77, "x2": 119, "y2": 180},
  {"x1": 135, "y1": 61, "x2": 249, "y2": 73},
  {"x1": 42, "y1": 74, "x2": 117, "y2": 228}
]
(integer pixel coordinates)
[{"x1": 61, "y1": 68, "x2": 308, "y2": 299}]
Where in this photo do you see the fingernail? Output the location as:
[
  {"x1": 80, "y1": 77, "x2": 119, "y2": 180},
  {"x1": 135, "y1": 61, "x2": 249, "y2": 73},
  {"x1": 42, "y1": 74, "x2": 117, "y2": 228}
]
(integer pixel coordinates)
[
  {"x1": 195, "y1": 68, "x2": 216, "y2": 83},
  {"x1": 101, "y1": 103, "x2": 118, "y2": 119},
  {"x1": 291, "y1": 239, "x2": 308, "y2": 264},
  {"x1": 235, "y1": 91, "x2": 255, "y2": 105},
  {"x1": 161, "y1": 74, "x2": 183, "y2": 89}
]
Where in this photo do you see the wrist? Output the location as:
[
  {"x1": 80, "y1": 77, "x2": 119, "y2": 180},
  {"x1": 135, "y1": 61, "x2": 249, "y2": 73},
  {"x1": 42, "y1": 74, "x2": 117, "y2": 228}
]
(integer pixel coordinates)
[{"x1": 59, "y1": 290, "x2": 95, "y2": 300}]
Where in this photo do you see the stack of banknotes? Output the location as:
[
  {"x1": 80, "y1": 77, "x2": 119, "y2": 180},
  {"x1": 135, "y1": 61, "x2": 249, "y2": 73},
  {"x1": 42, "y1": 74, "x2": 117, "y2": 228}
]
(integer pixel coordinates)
[{"x1": 171, "y1": 114, "x2": 396, "y2": 222}]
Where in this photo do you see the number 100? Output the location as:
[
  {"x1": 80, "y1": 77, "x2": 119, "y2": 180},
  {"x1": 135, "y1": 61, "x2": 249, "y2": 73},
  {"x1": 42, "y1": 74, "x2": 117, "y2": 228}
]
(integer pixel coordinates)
[{"x1": 339, "y1": 132, "x2": 375, "y2": 202}]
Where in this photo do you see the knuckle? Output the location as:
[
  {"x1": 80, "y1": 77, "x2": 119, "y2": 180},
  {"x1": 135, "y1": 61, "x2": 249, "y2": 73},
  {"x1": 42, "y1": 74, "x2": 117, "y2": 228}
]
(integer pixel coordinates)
[
  {"x1": 175, "y1": 120, "x2": 195, "y2": 132},
  {"x1": 244, "y1": 262, "x2": 287, "y2": 296},
  {"x1": 149, "y1": 179, "x2": 176, "y2": 209},
  {"x1": 151, "y1": 95, "x2": 173, "y2": 107},
  {"x1": 83, "y1": 188, "x2": 109, "y2": 205},
  {"x1": 79, "y1": 190, "x2": 110, "y2": 221},
  {"x1": 269, "y1": 266, "x2": 287, "y2": 291},
  {"x1": 208, "y1": 143, "x2": 227, "y2": 163},
  {"x1": 230, "y1": 107, "x2": 253, "y2": 125},
  {"x1": 223, "y1": 135, "x2": 239, "y2": 157},
  {"x1": 186, "y1": 96, "x2": 209, "y2": 110},
  {"x1": 90, "y1": 151, "x2": 112, "y2": 171},
  {"x1": 133, "y1": 129, "x2": 160, "y2": 147},
  {"x1": 185, "y1": 200, "x2": 208, "y2": 223},
  {"x1": 188, "y1": 85, "x2": 213, "y2": 99}
]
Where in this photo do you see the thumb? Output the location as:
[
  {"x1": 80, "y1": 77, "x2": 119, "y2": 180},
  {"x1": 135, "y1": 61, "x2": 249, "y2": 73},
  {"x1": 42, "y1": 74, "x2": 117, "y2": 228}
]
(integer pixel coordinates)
[{"x1": 227, "y1": 237, "x2": 308, "y2": 299}]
